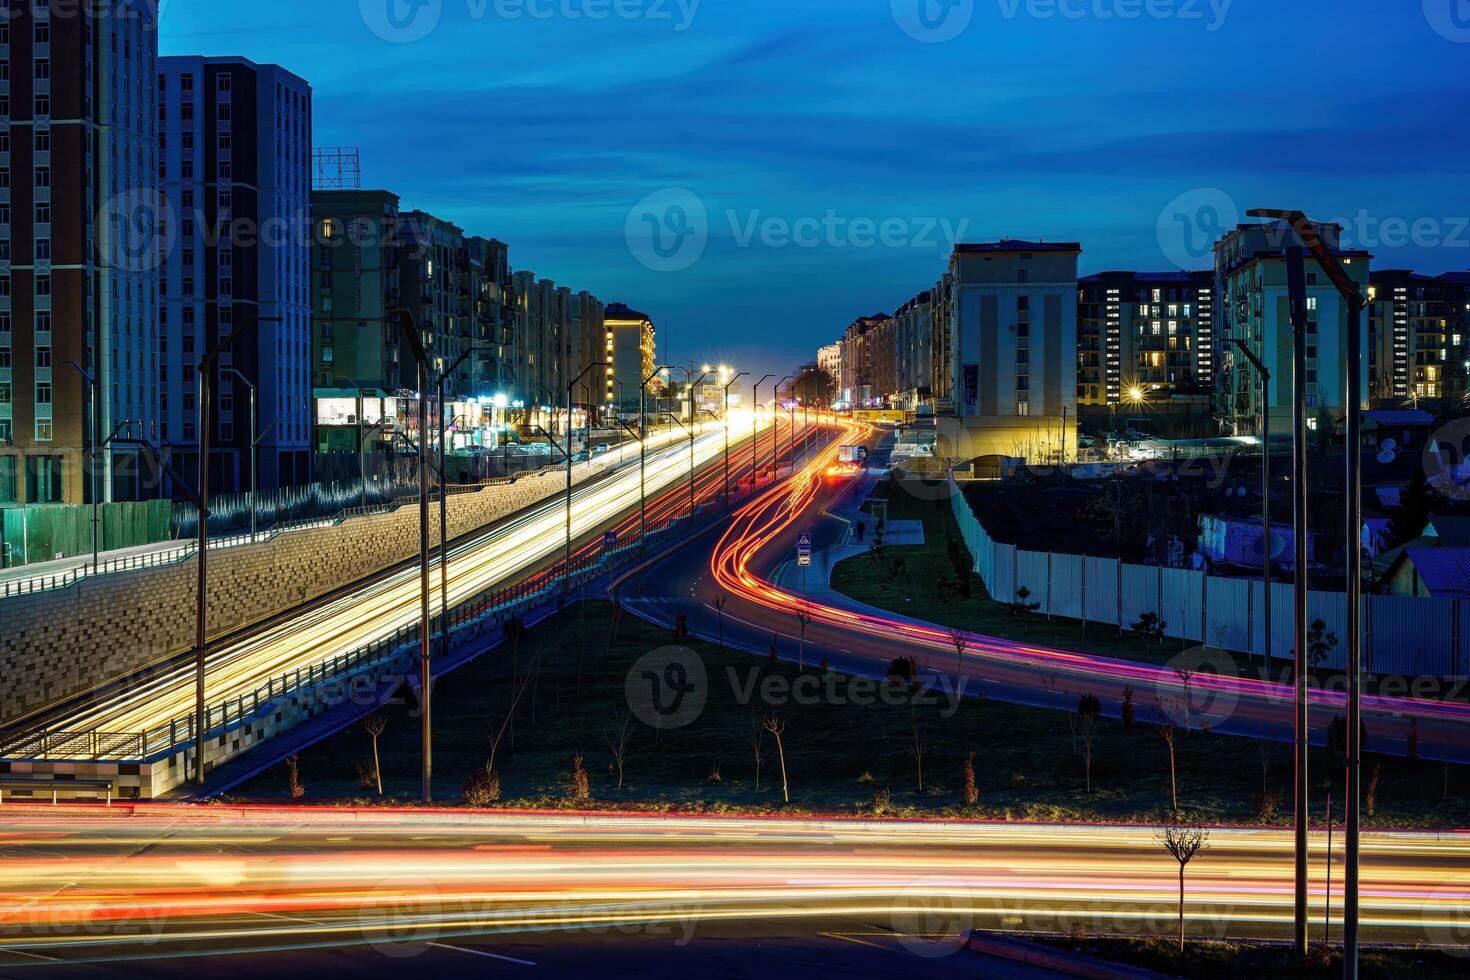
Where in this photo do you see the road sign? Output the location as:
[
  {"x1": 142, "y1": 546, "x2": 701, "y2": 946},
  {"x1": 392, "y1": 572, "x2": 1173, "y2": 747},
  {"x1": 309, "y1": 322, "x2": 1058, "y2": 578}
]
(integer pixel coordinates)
[
  {"x1": 796, "y1": 532, "x2": 813, "y2": 567},
  {"x1": 603, "y1": 530, "x2": 619, "y2": 549}
]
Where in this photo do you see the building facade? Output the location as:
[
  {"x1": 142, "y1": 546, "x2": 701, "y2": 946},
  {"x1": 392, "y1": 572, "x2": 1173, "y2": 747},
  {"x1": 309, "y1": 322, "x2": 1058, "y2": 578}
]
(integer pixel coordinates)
[
  {"x1": 946, "y1": 241, "x2": 1079, "y2": 460},
  {"x1": 1214, "y1": 221, "x2": 1371, "y2": 436},
  {"x1": 1, "y1": 0, "x2": 160, "y2": 505},
  {"x1": 1368, "y1": 270, "x2": 1469, "y2": 405},
  {"x1": 158, "y1": 55, "x2": 313, "y2": 493},
  {"x1": 1076, "y1": 270, "x2": 1214, "y2": 407},
  {"x1": 893, "y1": 289, "x2": 933, "y2": 409},
  {"x1": 603, "y1": 302, "x2": 655, "y2": 416}
]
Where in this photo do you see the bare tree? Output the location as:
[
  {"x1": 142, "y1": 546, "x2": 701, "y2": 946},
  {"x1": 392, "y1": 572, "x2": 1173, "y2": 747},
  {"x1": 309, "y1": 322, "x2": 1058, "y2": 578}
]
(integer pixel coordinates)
[
  {"x1": 948, "y1": 629, "x2": 969, "y2": 699},
  {"x1": 1156, "y1": 814, "x2": 1210, "y2": 951},
  {"x1": 1156, "y1": 705, "x2": 1180, "y2": 811},
  {"x1": 603, "y1": 708, "x2": 632, "y2": 790},
  {"x1": 909, "y1": 704, "x2": 927, "y2": 792},
  {"x1": 285, "y1": 755, "x2": 305, "y2": 799},
  {"x1": 1077, "y1": 693, "x2": 1101, "y2": 793},
  {"x1": 749, "y1": 712, "x2": 765, "y2": 791},
  {"x1": 962, "y1": 751, "x2": 978, "y2": 806},
  {"x1": 359, "y1": 712, "x2": 387, "y2": 796},
  {"x1": 485, "y1": 651, "x2": 541, "y2": 795},
  {"x1": 763, "y1": 713, "x2": 790, "y2": 803},
  {"x1": 714, "y1": 594, "x2": 729, "y2": 652},
  {"x1": 1173, "y1": 664, "x2": 1195, "y2": 735},
  {"x1": 570, "y1": 753, "x2": 590, "y2": 801},
  {"x1": 795, "y1": 603, "x2": 814, "y2": 670}
]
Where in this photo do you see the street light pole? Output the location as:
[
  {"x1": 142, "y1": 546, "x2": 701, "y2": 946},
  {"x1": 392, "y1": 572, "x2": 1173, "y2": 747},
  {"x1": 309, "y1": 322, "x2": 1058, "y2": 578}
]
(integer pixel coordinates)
[
  {"x1": 639, "y1": 365, "x2": 671, "y2": 554},
  {"x1": 1230, "y1": 339, "x2": 1273, "y2": 677},
  {"x1": 723, "y1": 372, "x2": 747, "y2": 509},
  {"x1": 774, "y1": 375, "x2": 794, "y2": 478},
  {"x1": 225, "y1": 368, "x2": 274, "y2": 543},
  {"x1": 1253, "y1": 208, "x2": 1369, "y2": 979},
  {"x1": 565, "y1": 362, "x2": 609, "y2": 595},
  {"x1": 67, "y1": 362, "x2": 101, "y2": 572},
  {"x1": 685, "y1": 371, "x2": 711, "y2": 519},
  {"x1": 663, "y1": 411, "x2": 693, "y2": 522},
  {"x1": 194, "y1": 314, "x2": 279, "y2": 786},
  {"x1": 389, "y1": 308, "x2": 434, "y2": 803},
  {"x1": 753, "y1": 374, "x2": 773, "y2": 486}
]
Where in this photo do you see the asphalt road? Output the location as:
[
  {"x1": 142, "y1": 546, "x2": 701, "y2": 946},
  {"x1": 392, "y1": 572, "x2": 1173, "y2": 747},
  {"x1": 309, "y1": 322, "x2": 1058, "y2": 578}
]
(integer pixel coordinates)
[
  {"x1": 0, "y1": 805, "x2": 1464, "y2": 972},
  {"x1": 615, "y1": 425, "x2": 1470, "y2": 765}
]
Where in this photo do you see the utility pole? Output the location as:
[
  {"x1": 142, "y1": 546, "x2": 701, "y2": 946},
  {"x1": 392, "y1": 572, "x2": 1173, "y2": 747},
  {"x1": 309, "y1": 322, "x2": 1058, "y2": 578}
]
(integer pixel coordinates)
[
  {"x1": 685, "y1": 370, "x2": 711, "y2": 517},
  {"x1": 774, "y1": 375, "x2": 794, "y2": 478},
  {"x1": 389, "y1": 309, "x2": 433, "y2": 803},
  {"x1": 723, "y1": 372, "x2": 747, "y2": 509},
  {"x1": 195, "y1": 314, "x2": 280, "y2": 786},
  {"x1": 565, "y1": 362, "x2": 609, "y2": 594},
  {"x1": 226, "y1": 368, "x2": 274, "y2": 543},
  {"x1": 1229, "y1": 339, "x2": 1273, "y2": 676}
]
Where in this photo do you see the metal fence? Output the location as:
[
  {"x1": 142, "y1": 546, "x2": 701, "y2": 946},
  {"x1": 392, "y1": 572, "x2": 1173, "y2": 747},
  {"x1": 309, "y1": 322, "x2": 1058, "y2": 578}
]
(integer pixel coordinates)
[{"x1": 948, "y1": 475, "x2": 1466, "y2": 679}]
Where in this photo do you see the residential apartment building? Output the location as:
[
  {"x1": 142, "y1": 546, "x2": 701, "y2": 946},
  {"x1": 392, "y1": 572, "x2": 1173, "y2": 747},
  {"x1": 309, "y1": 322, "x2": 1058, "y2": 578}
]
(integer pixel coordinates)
[
  {"x1": 946, "y1": 241, "x2": 1079, "y2": 460},
  {"x1": 837, "y1": 312, "x2": 893, "y2": 407},
  {"x1": 1214, "y1": 221, "x2": 1371, "y2": 436},
  {"x1": 1, "y1": 0, "x2": 160, "y2": 505},
  {"x1": 158, "y1": 55, "x2": 313, "y2": 493},
  {"x1": 1076, "y1": 270, "x2": 1214, "y2": 406},
  {"x1": 603, "y1": 302, "x2": 656, "y2": 415},
  {"x1": 1368, "y1": 270, "x2": 1469, "y2": 405},
  {"x1": 816, "y1": 342, "x2": 843, "y2": 398},
  {"x1": 310, "y1": 188, "x2": 403, "y2": 452},
  {"x1": 893, "y1": 289, "x2": 934, "y2": 409},
  {"x1": 465, "y1": 235, "x2": 514, "y2": 395}
]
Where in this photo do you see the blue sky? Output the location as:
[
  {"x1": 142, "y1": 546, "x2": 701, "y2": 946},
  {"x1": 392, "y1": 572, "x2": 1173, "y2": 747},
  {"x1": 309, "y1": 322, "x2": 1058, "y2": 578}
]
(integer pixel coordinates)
[{"x1": 160, "y1": 0, "x2": 1470, "y2": 377}]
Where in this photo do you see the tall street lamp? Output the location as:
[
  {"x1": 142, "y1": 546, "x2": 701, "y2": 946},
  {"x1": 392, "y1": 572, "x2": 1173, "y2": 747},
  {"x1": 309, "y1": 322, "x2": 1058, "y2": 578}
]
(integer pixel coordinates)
[
  {"x1": 195, "y1": 314, "x2": 280, "y2": 786},
  {"x1": 685, "y1": 370, "x2": 711, "y2": 516},
  {"x1": 752, "y1": 374, "x2": 773, "y2": 487},
  {"x1": 1252, "y1": 208, "x2": 1369, "y2": 978},
  {"x1": 225, "y1": 368, "x2": 275, "y2": 543},
  {"x1": 388, "y1": 308, "x2": 434, "y2": 803},
  {"x1": 564, "y1": 362, "x2": 609, "y2": 594},
  {"x1": 773, "y1": 375, "x2": 795, "y2": 477},
  {"x1": 67, "y1": 361, "x2": 102, "y2": 573},
  {"x1": 637, "y1": 365, "x2": 671, "y2": 554},
  {"x1": 662, "y1": 411, "x2": 696, "y2": 524},
  {"x1": 432, "y1": 346, "x2": 492, "y2": 699},
  {"x1": 1229, "y1": 338, "x2": 1273, "y2": 677},
  {"x1": 723, "y1": 372, "x2": 747, "y2": 508}
]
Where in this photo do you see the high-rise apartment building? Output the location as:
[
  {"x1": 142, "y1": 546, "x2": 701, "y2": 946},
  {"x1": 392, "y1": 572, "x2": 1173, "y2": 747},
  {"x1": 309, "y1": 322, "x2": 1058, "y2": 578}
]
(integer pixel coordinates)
[
  {"x1": 1, "y1": 0, "x2": 160, "y2": 504},
  {"x1": 158, "y1": 55, "x2": 313, "y2": 492},
  {"x1": 946, "y1": 241, "x2": 1079, "y2": 459},
  {"x1": 1368, "y1": 270, "x2": 1470, "y2": 405},
  {"x1": 603, "y1": 302, "x2": 655, "y2": 415},
  {"x1": 1214, "y1": 221, "x2": 1371, "y2": 436},
  {"x1": 1076, "y1": 270, "x2": 1214, "y2": 406}
]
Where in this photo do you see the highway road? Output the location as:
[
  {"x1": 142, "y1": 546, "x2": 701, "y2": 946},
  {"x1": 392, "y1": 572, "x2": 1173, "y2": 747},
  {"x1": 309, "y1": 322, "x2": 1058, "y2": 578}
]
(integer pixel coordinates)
[
  {"x1": 0, "y1": 805, "x2": 1464, "y2": 968},
  {"x1": 18, "y1": 415, "x2": 809, "y2": 754},
  {"x1": 616, "y1": 421, "x2": 1470, "y2": 765}
]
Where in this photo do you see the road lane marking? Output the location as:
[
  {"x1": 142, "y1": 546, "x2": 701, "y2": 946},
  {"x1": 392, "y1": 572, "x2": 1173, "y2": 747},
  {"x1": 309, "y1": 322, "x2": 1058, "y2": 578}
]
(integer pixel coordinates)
[{"x1": 427, "y1": 942, "x2": 536, "y2": 965}]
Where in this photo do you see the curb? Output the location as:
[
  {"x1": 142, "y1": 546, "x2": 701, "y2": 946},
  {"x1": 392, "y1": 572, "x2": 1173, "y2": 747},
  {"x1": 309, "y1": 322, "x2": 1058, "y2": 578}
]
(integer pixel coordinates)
[{"x1": 966, "y1": 932, "x2": 1177, "y2": 980}]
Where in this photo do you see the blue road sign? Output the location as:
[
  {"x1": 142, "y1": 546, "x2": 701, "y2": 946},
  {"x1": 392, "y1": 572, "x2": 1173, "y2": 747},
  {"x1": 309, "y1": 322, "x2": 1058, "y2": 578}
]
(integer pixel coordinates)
[
  {"x1": 796, "y1": 532, "x2": 813, "y2": 567},
  {"x1": 604, "y1": 530, "x2": 619, "y2": 549}
]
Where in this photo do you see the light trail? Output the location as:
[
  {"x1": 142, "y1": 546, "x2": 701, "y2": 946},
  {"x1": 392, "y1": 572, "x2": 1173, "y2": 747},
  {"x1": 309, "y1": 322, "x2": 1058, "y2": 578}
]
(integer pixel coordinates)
[
  {"x1": 33, "y1": 418, "x2": 789, "y2": 746},
  {"x1": 706, "y1": 421, "x2": 1470, "y2": 756},
  {"x1": 0, "y1": 806, "x2": 1464, "y2": 961}
]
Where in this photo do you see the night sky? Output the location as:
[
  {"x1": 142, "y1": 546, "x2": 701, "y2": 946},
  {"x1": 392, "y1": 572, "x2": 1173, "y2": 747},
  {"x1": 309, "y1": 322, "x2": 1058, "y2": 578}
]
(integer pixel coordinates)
[{"x1": 161, "y1": 0, "x2": 1470, "y2": 377}]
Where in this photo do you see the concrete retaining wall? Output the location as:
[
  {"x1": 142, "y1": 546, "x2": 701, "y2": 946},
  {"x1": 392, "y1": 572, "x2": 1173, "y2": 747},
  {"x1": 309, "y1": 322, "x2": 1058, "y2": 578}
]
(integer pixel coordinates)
[{"x1": 0, "y1": 461, "x2": 610, "y2": 726}]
